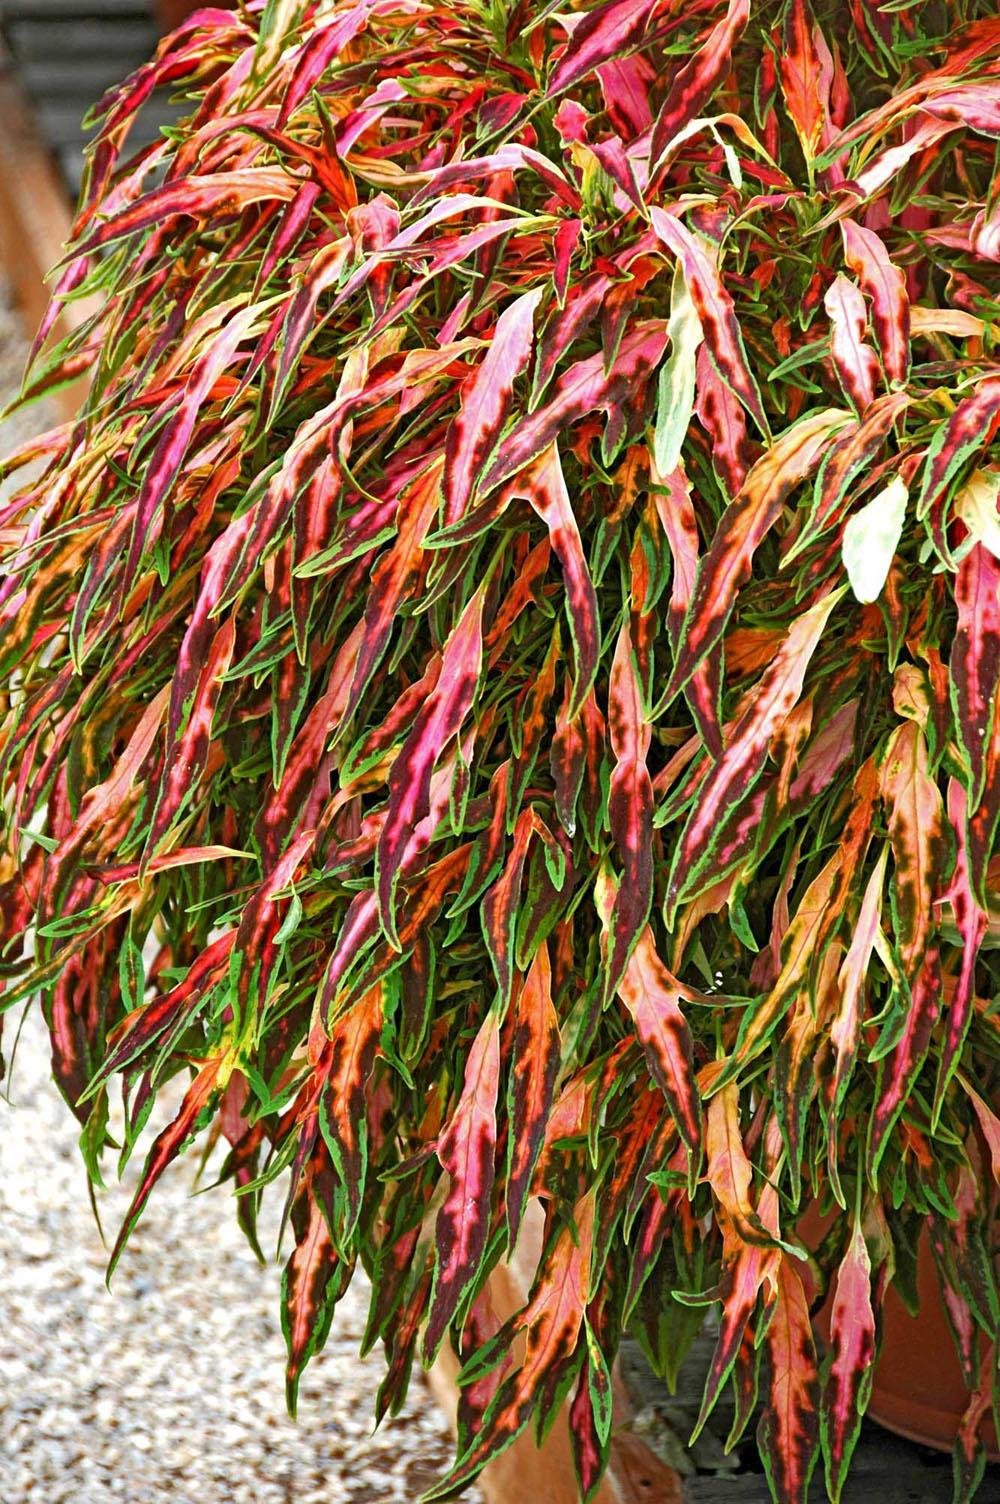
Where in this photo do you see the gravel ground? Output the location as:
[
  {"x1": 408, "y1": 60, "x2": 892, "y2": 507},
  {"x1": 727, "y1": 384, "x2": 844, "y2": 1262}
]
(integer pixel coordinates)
[{"x1": 0, "y1": 288, "x2": 470, "y2": 1504}]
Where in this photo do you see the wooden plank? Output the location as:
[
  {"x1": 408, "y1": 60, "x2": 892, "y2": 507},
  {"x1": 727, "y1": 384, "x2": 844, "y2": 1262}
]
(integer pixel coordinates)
[
  {"x1": 5, "y1": 17, "x2": 155, "y2": 59},
  {"x1": 3, "y1": 0, "x2": 151, "y2": 15},
  {"x1": 0, "y1": 39, "x2": 97, "y2": 416}
]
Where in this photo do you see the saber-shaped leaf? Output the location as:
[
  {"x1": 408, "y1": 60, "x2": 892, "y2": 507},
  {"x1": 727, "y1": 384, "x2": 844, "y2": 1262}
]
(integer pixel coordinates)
[
  {"x1": 960, "y1": 1076, "x2": 1000, "y2": 1186},
  {"x1": 917, "y1": 376, "x2": 1000, "y2": 522},
  {"x1": 376, "y1": 586, "x2": 484, "y2": 947},
  {"x1": 664, "y1": 587, "x2": 843, "y2": 922},
  {"x1": 88, "y1": 930, "x2": 235, "y2": 1093},
  {"x1": 107, "y1": 1052, "x2": 226, "y2": 1282},
  {"x1": 73, "y1": 170, "x2": 299, "y2": 256},
  {"x1": 659, "y1": 407, "x2": 852, "y2": 708},
  {"x1": 879, "y1": 721, "x2": 946, "y2": 978},
  {"x1": 40, "y1": 686, "x2": 170, "y2": 921},
  {"x1": 423, "y1": 1011, "x2": 500, "y2": 1363},
  {"x1": 506, "y1": 941, "x2": 562, "y2": 1248},
  {"x1": 443, "y1": 288, "x2": 542, "y2": 525},
  {"x1": 548, "y1": 0, "x2": 658, "y2": 97},
  {"x1": 122, "y1": 304, "x2": 261, "y2": 597},
  {"x1": 475, "y1": 321, "x2": 668, "y2": 498},
  {"x1": 501, "y1": 445, "x2": 600, "y2": 717},
  {"x1": 759, "y1": 1257, "x2": 820, "y2": 1504},
  {"x1": 744, "y1": 850, "x2": 842, "y2": 1063},
  {"x1": 779, "y1": 0, "x2": 834, "y2": 165},
  {"x1": 824, "y1": 274, "x2": 877, "y2": 413},
  {"x1": 841, "y1": 219, "x2": 910, "y2": 386},
  {"x1": 950, "y1": 540, "x2": 1000, "y2": 809},
  {"x1": 596, "y1": 870, "x2": 701, "y2": 1158},
  {"x1": 318, "y1": 985, "x2": 383, "y2": 1241},
  {"x1": 694, "y1": 341, "x2": 752, "y2": 499},
  {"x1": 282, "y1": 1165, "x2": 346, "y2": 1416},
  {"x1": 934, "y1": 781, "x2": 987, "y2": 1120},
  {"x1": 651, "y1": 208, "x2": 768, "y2": 436},
  {"x1": 604, "y1": 623, "x2": 653, "y2": 1001},
  {"x1": 822, "y1": 848, "x2": 887, "y2": 1197},
  {"x1": 654, "y1": 458, "x2": 722, "y2": 754},
  {"x1": 821, "y1": 1218, "x2": 876, "y2": 1504},
  {"x1": 868, "y1": 946, "x2": 942, "y2": 1176},
  {"x1": 693, "y1": 1188, "x2": 781, "y2": 1440},
  {"x1": 788, "y1": 391, "x2": 909, "y2": 561},
  {"x1": 343, "y1": 460, "x2": 442, "y2": 725},
  {"x1": 705, "y1": 1083, "x2": 774, "y2": 1247},
  {"x1": 145, "y1": 617, "x2": 236, "y2": 858},
  {"x1": 425, "y1": 1191, "x2": 595, "y2": 1499},
  {"x1": 653, "y1": 261, "x2": 703, "y2": 475},
  {"x1": 648, "y1": 0, "x2": 750, "y2": 177},
  {"x1": 482, "y1": 808, "x2": 537, "y2": 1009}
]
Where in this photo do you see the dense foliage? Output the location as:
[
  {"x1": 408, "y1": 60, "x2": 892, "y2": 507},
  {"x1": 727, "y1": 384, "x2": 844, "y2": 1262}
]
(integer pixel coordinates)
[{"x1": 2, "y1": 0, "x2": 1000, "y2": 1498}]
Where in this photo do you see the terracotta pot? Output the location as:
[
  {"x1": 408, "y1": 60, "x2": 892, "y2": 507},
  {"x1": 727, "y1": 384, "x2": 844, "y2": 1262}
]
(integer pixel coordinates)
[
  {"x1": 800, "y1": 1205, "x2": 999, "y2": 1461},
  {"x1": 865, "y1": 1227, "x2": 999, "y2": 1459}
]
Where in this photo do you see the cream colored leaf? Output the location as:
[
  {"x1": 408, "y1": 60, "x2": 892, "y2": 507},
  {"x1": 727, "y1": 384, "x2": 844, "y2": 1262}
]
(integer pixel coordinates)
[{"x1": 841, "y1": 474, "x2": 908, "y2": 603}]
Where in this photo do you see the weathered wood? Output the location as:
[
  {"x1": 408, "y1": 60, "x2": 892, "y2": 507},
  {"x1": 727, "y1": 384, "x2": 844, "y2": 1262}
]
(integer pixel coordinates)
[{"x1": 0, "y1": 40, "x2": 99, "y2": 416}]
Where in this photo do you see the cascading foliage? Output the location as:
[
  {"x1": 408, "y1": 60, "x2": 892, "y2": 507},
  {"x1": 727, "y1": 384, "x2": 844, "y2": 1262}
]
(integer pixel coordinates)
[{"x1": 1, "y1": 0, "x2": 999, "y2": 1498}]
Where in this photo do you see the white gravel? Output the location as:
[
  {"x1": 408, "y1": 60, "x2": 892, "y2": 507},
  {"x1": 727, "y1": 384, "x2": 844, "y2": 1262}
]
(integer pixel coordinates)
[{"x1": 0, "y1": 289, "x2": 469, "y2": 1504}]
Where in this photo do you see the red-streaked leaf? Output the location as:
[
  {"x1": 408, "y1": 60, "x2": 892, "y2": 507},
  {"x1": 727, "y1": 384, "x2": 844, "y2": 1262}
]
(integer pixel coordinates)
[
  {"x1": 648, "y1": 0, "x2": 750, "y2": 178},
  {"x1": 107, "y1": 1052, "x2": 226, "y2": 1281},
  {"x1": 651, "y1": 208, "x2": 768, "y2": 436},
  {"x1": 950, "y1": 540, "x2": 1000, "y2": 809},
  {"x1": 659, "y1": 407, "x2": 852, "y2": 707},
  {"x1": 425, "y1": 1191, "x2": 595, "y2": 1499},
  {"x1": 665, "y1": 586, "x2": 843, "y2": 921},
  {"x1": 693, "y1": 1181, "x2": 782, "y2": 1440},
  {"x1": 879, "y1": 721, "x2": 946, "y2": 978},
  {"x1": 935, "y1": 781, "x2": 987, "y2": 1118},
  {"x1": 282, "y1": 1159, "x2": 347, "y2": 1415},
  {"x1": 548, "y1": 0, "x2": 658, "y2": 97},
  {"x1": 868, "y1": 945, "x2": 942, "y2": 1175},
  {"x1": 500, "y1": 444, "x2": 600, "y2": 717},
  {"x1": 779, "y1": 0, "x2": 834, "y2": 165},
  {"x1": 917, "y1": 375, "x2": 1000, "y2": 522},
  {"x1": 596, "y1": 872, "x2": 701, "y2": 1159},
  {"x1": 376, "y1": 586, "x2": 485, "y2": 947},
  {"x1": 694, "y1": 341, "x2": 753, "y2": 500},
  {"x1": 145, "y1": 617, "x2": 235, "y2": 858},
  {"x1": 506, "y1": 941, "x2": 562, "y2": 1248},
  {"x1": 603, "y1": 622, "x2": 653, "y2": 1001},
  {"x1": 653, "y1": 458, "x2": 723, "y2": 754},
  {"x1": 476, "y1": 321, "x2": 668, "y2": 497},
  {"x1": 840, "y1": 219, "x2": 910, "y2": 387},
  {"x1": 822, "y1": 847, "x2": 887, "y2": 1195},
  {"x1": 343, "y1": 459, "x2": 442, "y2": 725},
  {"x1": 318, "y1": 985, "x2": 384, "y2": 1240},
  {"x1": 821, "y1": 1217, "x2": 876, "y2": 1503},
  {"x1": 759, "y1": 1256, "x2": 820, "y2": 1504},
  {"x1": 960, "y1": 1075, "x2": 1000, "y2": 1185},
  {"x1": 705, "y1": 1083, "x2": 774, "y2": 1248},
  {"x1": 122, "y1": 303, "x2": 263, "y2": 596},
  {"x1": 423, "y1": 1011, "x2": 500, "y2": 1362},
  {"x1": 443, "y1": 287, "x2": 543, "y2": 525},
  {"x1": 482, "y1": 808, "x2": 538, "y2": 1010},
  {"x1": 824, "y1": 274, "x2": 878, "y2": 413},
  {"x1": 74, "y1": 170, "x2": 299, "y2": 256}
]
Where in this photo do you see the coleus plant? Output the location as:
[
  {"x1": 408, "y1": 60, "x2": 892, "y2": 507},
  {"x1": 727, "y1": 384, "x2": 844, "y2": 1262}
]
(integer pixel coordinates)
[{"x1": 1, "y1": 0, "x2": 999, "y2": 1499}]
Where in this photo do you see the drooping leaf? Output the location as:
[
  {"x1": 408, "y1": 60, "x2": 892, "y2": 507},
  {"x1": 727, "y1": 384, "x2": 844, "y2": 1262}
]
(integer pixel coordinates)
[
  {"x1": 821, "y1": 1217, "x2": 876, "y2": 1503},
  {"x1": 424, "y1": 1011, "x2": 501, "y2": 1363}
]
